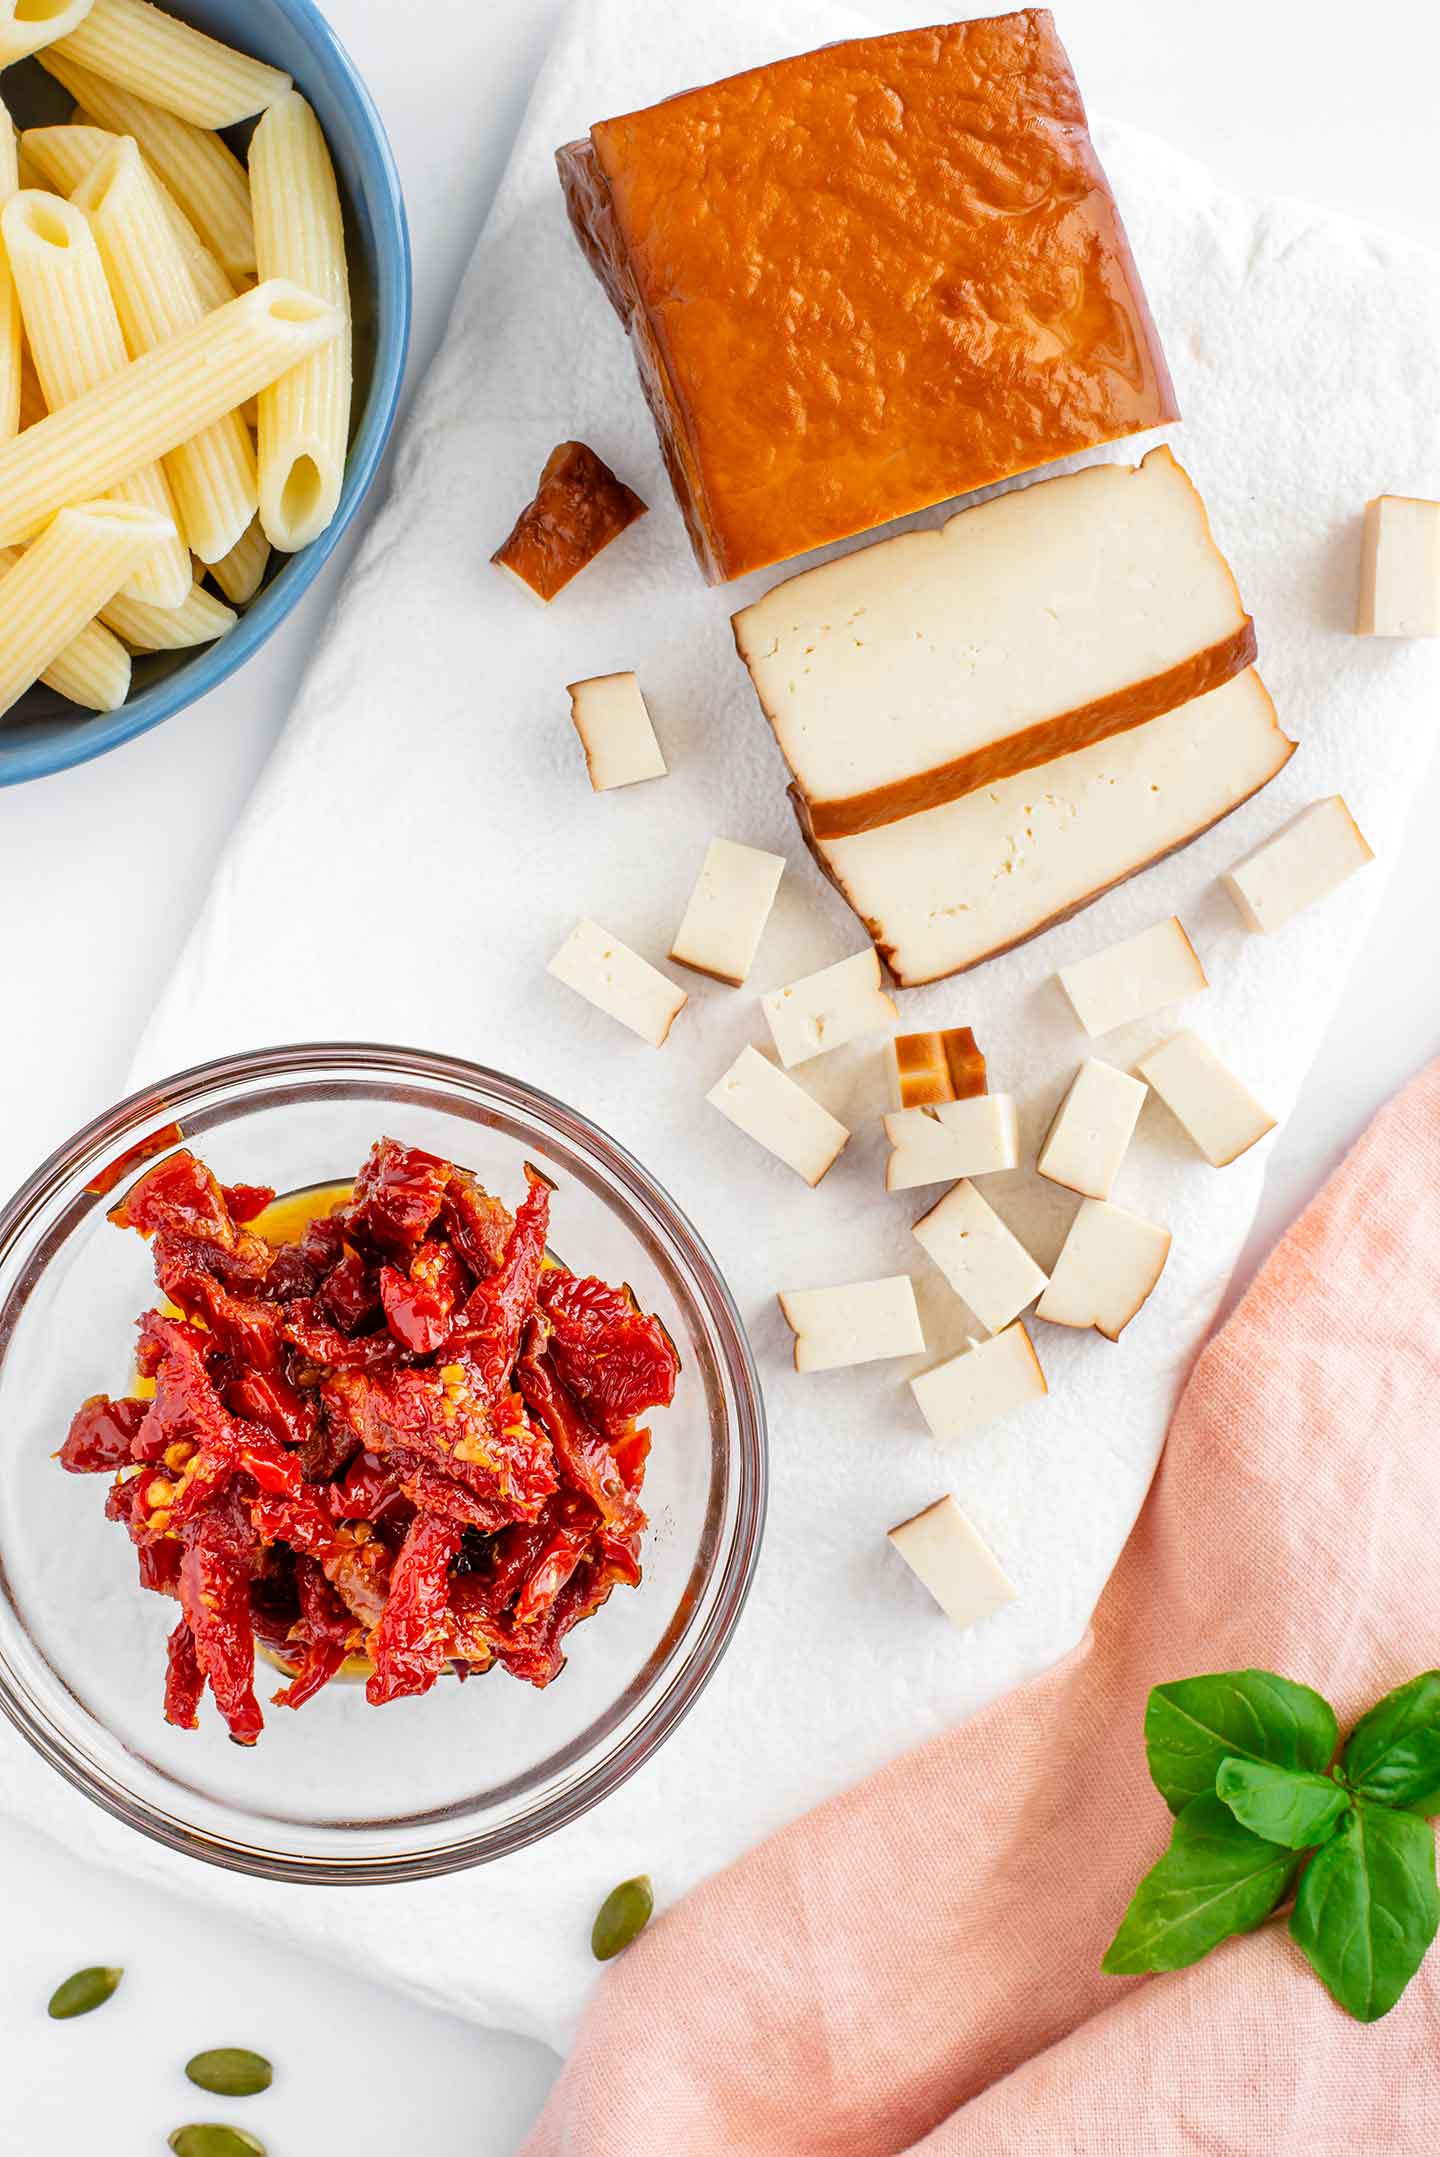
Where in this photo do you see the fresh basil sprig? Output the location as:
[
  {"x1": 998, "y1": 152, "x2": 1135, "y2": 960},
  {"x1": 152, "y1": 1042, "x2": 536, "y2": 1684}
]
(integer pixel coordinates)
[{"x1": 1104, "y1": 1667, "x2": 1440, "y2": 2021}]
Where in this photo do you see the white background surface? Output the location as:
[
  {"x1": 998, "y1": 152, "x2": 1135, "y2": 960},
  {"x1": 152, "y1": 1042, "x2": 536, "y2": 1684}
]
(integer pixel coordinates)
[{"x1": 2, "y1": 2, "x2": 1439, "y2": 2150}]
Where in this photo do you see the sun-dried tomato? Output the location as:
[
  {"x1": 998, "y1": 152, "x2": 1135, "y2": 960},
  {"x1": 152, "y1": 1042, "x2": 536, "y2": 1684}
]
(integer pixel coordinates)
[
  {"x1": 366, "y1": 1512, "x2": 463, "y2": 1705},
  {"x1": 538, "y1": 1269, "x2": 679, "y2": 1435},
  {"x1": 442, "y1": 1170, "x2": 514, "y2": 1277},
  {"x1": 58, "y1": 1394, "x2": 148, "y2": 1474},
  {"x1": 518, "y1": 1325, "x2": 645, "y2": 1539},
  {"x1": 347, "y1": 1138, "x2": 451, "y2": 1258},
  {"x1": 109, "y1": 1149, "x2": 239, "y2": 1249},
  {"x1": 442, "y1": 1166, "x2": 552, "y2": 1397},
  {"x1": 379, "y1": 1240, "x2": 466, "y2": 1354},
  {"x1": 322, "y1": 1362, "x2": 557, "y2": 1520},
  {"x1": 178, "y1": 1484, "x2": 263, "y2": 1745},
  {"x1": 282, "y1": 1302, "x2": 398, "y2": 1371},
  {"x1": 272, "y1": 1557, "x2": 355, "y2": 1711},
  {"x1": 226, "y1": 1368, "x2": 318, "y2": 1455},
  {"x1": 318, "y1": 1247, "x2": 381, "y2": 1333},
  {"x1": 222, "y1": 1183, "x2": 275, "y2": 1225},
  {"x1": 164, "y1": 1618, "x2": 204, "y2": 1730}
]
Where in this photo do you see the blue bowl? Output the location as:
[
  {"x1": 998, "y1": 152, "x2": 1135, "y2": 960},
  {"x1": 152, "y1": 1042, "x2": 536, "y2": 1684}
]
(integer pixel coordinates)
[{"x1": 0, "y1": 0, "x2": 412, "y2": 787}]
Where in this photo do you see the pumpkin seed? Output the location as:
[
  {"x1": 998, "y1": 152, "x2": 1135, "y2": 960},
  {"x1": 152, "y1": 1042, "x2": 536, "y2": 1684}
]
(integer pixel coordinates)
[
  {"x1": 184, "y1": 2049, "x2": 273, "y2": 2098},
  {"x1": 47, "y1": 1966, "x2": 123, "y2": 2019},
  {"x1": 590, "y1": 1874, "x2": 654, "y2": 1961},
  {"x1": 168, "y1": 2128, "x2": 267, "y2": 2157}
]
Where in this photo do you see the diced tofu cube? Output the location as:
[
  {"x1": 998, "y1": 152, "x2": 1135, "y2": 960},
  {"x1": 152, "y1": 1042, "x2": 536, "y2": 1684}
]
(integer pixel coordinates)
[
  {"x1": 567, "y1": 671, "x2": 667, "y2": 790},
  {"x1": 884, "y1": 1096, "x2": 1019, "y2": 1192},
  {"x1": 1036, "y1": 1199, "x2": 1170, "y2": 1341},
  {"x1": 1137, "y1": 1030, "x2": 1276, "y2": 1167},
  {"x1": 777, "y1": 1276, "x2": 925, "y2": 1372},
  {"x1": 912, "y1": 1180, "x2": 1048, "y2": 1335},
  {"x1": 1222, "y1": 796, "x2": 1373, "y2": 934},
  {"x1": 762, "y1": 948, "x2": 897, "y2": 1067},
  {"x1": 1057, "y1": 916, "x2": 1206, "y2": 1037},
  {"x1": 892, "y1": 1026, "x2": 986, "y2": 1108},
  {"x1": 670, "y1": 837, "x2": 785, "y2": 987},
  {"x1": 706, "y1": 1045, "x2": 849, "y2": 1186},
  {"x1": 1037, "y1": 1059, "x2": 1146, "y2": 1200},
  {"x1": 910, "y1": 1323, "x2": 1047, "y2": 1442},
  {"x1": 1356, "y1": 495, "x2": 1440, "y2": 636},
  {"x1": 547, "y1": 919, "x2": 686, "y2": 1047},
  {"x1": 887, "y1": 1495, "x2": 1017, "y2": 1631}
]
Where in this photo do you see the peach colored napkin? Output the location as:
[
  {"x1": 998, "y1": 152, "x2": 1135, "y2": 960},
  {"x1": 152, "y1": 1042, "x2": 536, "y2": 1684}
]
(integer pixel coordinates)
[{"x1": 527, "y1": 1057, "x2": 1440, "y2": 2155}]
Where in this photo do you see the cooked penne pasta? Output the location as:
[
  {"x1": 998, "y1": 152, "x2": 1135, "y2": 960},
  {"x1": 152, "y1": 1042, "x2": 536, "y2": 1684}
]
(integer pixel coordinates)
[
  {"x1": 0, "y1": 540, "x2": 131, "y2": 709},
  {"x1": 0, "y1": 99, "x2": 19, "y2": 446},
  {"x1": 3, "y1": 189, "x2": 190, "y2": 605},
  {"x1": 39, "y1": 53, "x2": 255, "y2": 276},
  {"x1": 47, "y1": 0, "x2": 290, "y2": 130},
  {"x1": 24, "y1": 122, "x2": 237, "y2": 309},
  {"x1": 250, "y1": 92, "x2": 351, "y2": 552},
  {"x1": 75, "y1": 138, "x2": 257, "y2": 562},
  {"x1": 207, "y1": 514, "x2": 270, "y2": 605},
  {"x1": 18, "y1": 356, "x2": 46, "y2": 431},
  {"x1": 0, "y1": 0, "x2": 94, "y2": 71},
  {"x1": 0, "y1": 500, "x2": 171, "y2": 715},
  {"x1": 101, "y1": 576, "x2": 234, "y2": 650},
  {"x1": 0, "y1": 278, "x2": 342, "y2": 548}
]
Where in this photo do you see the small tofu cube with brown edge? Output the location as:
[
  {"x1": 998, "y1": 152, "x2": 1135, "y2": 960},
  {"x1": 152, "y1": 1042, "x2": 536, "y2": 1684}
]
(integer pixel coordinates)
[
  {"x1": 912, "y1": 1180, "x2": 1048, "y2": 1336},
  {"x1": 762, "y1": 948, "x2": 898, "y2": 1068},
  {"x1": 1036, "y1": 1199, "x2": 1171, "y2": 1341},
  {"x1": 547, "y1": 919, "x2": 686, "y2": 1047},
  {"x1": 1037, "y1": 1060, "x2": 1147, "y2": 1201},
  {"x1": 1222, "y1": 797, "x2": 1374, "y2": 935},
  {"x1": 1137, "y1": 1030, "x2": 1276, "y2": 1168},
  {"x1": 670, "y1": 838, "x2": 785, "y2": 987},
  {"x1": 887, "y1": 1495, "x2": 1017, "y2": 1632},
  {"x1": 492, "y1": 441, "x2": 646, "y2": 603},
  {"x1": 892, "y1": 1026, "x2": 987, "y2": 1108},
  {"x1": 1057, "y1": 917, "x2": 1207, "y2": 1038},
  {"x1": 706, "y1": 1045, "x2": 849, "y2": 1186},
  {"x1": 910, "y1": 1323, "x2": 1047, "y2": 1444},
  {"x1": 1356, "y1": 496, "x2": 1440, "y2": 636},
  {"x1": 883, "y1": 1097, "x2": 1019, "y2": 1192},
  {"x1": 567, "y1": 672, "x2": 666, "y2": 791},
  {"x1": 777, "y1": 1276, "x2": 924, "y2": 1373}
]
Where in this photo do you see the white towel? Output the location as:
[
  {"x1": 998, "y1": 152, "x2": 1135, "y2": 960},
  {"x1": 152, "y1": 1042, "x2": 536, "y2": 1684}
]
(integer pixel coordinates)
[{"x1": 5, "y1": 0, "x2": 1440, "y2": 2054}]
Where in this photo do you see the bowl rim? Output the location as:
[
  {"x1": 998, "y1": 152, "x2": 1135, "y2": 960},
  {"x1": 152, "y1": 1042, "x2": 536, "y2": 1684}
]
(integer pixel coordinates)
[
  {"x1": 0, "y1": 1041, "x2": 768, "y2": 1882},
  {"x1": 0, "y1": 0, "x2": 414, "y2": 790}
]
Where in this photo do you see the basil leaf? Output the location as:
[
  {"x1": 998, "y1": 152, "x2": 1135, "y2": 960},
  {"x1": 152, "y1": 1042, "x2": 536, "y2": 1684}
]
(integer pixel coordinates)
[
  {"x1": 1342, "y1": 1672, "x2": 1440, "y2": 1809},
  {"x1": 1289, "y1": 1800, "x2": 1440, "y2": 2021},
  {"x1": 1215, "y1": 1757, "x2": 1351, "y2": 1849},
  {"x1": 1144, "y1": 1670, "x2": 1338, "y2": 1814},
  {"x1": 1102, "y1": 1794, "x2": 1298, "y2": 1975}
]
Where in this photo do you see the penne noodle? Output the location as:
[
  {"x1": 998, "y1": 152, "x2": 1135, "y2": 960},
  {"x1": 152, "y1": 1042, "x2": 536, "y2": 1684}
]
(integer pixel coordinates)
[
  {"x1": 0, "y1": 0, "x2": 94, "y2": 72},
  {"x1": 101, "y1": 576, "x2": 234, "y2": 650},
  {"x1": 47, "y1": 0, "x2": 290, "y2": 130},
  {"x1": 24, "y1": 122, "x2": 237, "y2": 309},
  {"x1": 3, "y1": 189, "x2": 190, "y2": 605},
  {"x1": 0, "y1": 499, "x2": 170, "y2": 716},
  {"x1": 0, "y1": 541, "x2": 131, "y2": 710},
  {"x1": 0, "y1": 277, "x2": 342, "y2": 549},
  {"x1": 39, "y1": 53, "x2": 255, "y2": 276},
  {"x1": 0, "y1": 99, "x2": 19, "y2": 446},
  {"x1": 250, "y1": 92, "x2": 351, "y2": 552},
  {"x1": 75, "y1": 138, "x2": 257, "y2": 562},
  {"x1": 18, "y1": 355, "x2": 46, "y2": 431},
  {"x1": 207, "y1": 514, "x2": 270, "y2": 605}
]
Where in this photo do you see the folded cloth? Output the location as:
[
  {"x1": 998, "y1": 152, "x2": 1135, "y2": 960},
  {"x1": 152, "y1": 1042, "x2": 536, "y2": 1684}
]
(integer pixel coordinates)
[
  {"x1": 526, "y1": 1057, "x2": 1440, "y2": 2154},
  {"x1": 4, "y1": 0, "x2": 1440, "y2": 2052}
]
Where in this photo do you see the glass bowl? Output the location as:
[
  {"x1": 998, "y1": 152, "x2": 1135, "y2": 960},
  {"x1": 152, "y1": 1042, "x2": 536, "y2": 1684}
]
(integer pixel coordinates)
[
  {"x1": 0, "y1": 1044, "x2": 766, "y2": 1881},
  {"x1": 0, "y1": 0, "x2": 412, "y2": 787}
]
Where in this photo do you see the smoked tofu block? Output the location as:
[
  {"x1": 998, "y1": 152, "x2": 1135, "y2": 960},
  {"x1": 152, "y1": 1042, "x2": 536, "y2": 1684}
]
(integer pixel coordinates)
[
  {"x1": 1137, "y1": 1030, "x2": 1276, "y2": 1167},
  {"x1": 492, "y1": 441, "x2": 646, "y2": 602},
  {"x1": 1037, "y1": 1060, "x2": 1146, "y2": 1200},
  {"x1": 736, "y1": 449, "x2": 1253, "y2": 837},
  {"x1": 706, "y1": 1045, "x2": 849, "y2": 1186},
  {"x1": 887, "y1": 1495, "x2": 1017, "y2": 1632},
  {"x1": 1057, "y1": 917, "x2": 1207, "y2": 1038},
  {"x1": 567, "y1": 671, "x2": 667, "y2": 791},
  {"x1": 1222, "y1": 796, "x2": 1374, "y2": 935},
  {"x1": 1356, "y1": 496, "x2": 1440, "y2": 636},
  {"x1": 558, "y1": 13, "x2": 1175, "y2": 584},
  {"x1": 762, "y1": 949, "x2": 898, "y2": 1069},
  {"x1": 912, "y1": 1181, "x2": 1049, "y2": 1336},
  {"x1": 910, "y1": 1323, "x2": 1047, "y2": 1443},
  {"x1": 547, "y1": 919, "x2": 686, "y2": 1046},
  {"x1": 893, "y1": 1027, "x2": 986, "y2": 1108},
  {"x1": 809, "y1": 671, "x2": 1295, "y2": 985},
  {"x1": 777, "y1": 1275, "x2": 925, "y2": 1373},
  {"x1": 1036, "y1": 1199, "x2": 1170, "y2": 1341},
  {"x1": 884, "y1": 1098, "x2": 1020, "y2": 1193},
  {"x1": 669, "y1": 838, "x2": 785, "y2": 987}
]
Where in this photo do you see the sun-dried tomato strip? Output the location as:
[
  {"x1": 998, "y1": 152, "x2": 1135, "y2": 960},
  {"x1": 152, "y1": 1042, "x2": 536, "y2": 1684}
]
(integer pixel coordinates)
[
  {"x1": 347, "y1": 1137, "x2": 451, "y2": 1257},
  {"x1": 537, "y1": 1268, "x2": 680, "y2": 1435},
  {"x1": 163, "y1": 1617, "x2": 204, "y2": 1730},
  {"x1": 366, "y1": 1512, "x2": 463, "y2": 1706},
  {"x1": 443, "y1": 1165, "x2": 552, "y2": 1398},
  {"x1": 59, "y1": 1394, "x2": 148, "y2": 1474},
  {"x1": 109, "y1": 1149, "x2": 239, "y2": 1249},
  {"x1": 380, "y1": 1240, "x2": 466, "y2": 1354},
  {"x1": 178, "y1": 1487, "x2": 263, "y2": 1745},
  {"x1": 272, "y1": 1557, "x2": 355, "y2": 1711},
  {"x1": 518, "y1": 1328, "x2": 645, "y2": 1538}
]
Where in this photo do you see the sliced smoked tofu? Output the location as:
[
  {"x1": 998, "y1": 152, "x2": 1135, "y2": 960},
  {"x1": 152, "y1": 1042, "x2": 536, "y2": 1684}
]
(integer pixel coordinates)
[
  {"x1": 1037, "y1": 1060, "x2": 1146, "y2": 1200},
  {"x1": 809, "y1": 670, "x2": 1294, "y2": 986},
  {"x1": 893, "y1": 1027, "x2": 986, "y2": 1108},
  {"x1": 1356, "y1": 496, "x2": 1440, "y2": 636},
  {"x1": 1036, "y1": 1199, "x2": 1170, "y2": 1341},
  {"x1": 734, "y1": 448, "x2": 1255, "y2": 839},
  {"x1": 1137, "y1": 1030, "x2": 1276, "y2": 1167},
  {"x1": 777, "y1": 1276, "x2": 924, "y2": 1373},
  {"x1": 706, "y1": 1045, "x2": 849, "y2": 1186},
  {"x1": 910, "y1": 1323, "x2": 1047, "y2": 1444},
  {"x1": 567, "y1": 671, "x2": 667, "y2": 790},
  {"x1": 547, "y1": 919, "x2": 686, "y2": 1046},
  {"x1": 912, "y1": 1181, "x2": 1048, "y2": 1336},
  {"x1": 887, "y1": 1495, "x2": 1017, "y2": 1632},
  {"x1": 1222, "y1": 796, "x2": 1373, "y2": 934},
  {"x1": 884, "y1": 1098, "x2": 1019, "y2": 1192},
  {"x1": 762, "y1": 948, "x2": 897, "y2": 1068},
  {"x1": 1057, "y1": 917, "x2": 1206, "y2": 1038},
  {"x1": 669, "y1": 837, "x2": 785, "y2": 986}
]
